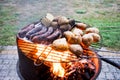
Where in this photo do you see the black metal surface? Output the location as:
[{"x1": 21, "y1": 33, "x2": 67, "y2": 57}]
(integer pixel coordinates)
[
  {"x1": 16, "y1": 48, "x2": 101, "y2": 80},
  {"x1": 16, "y1": 37, "x2": 101, "y2": 80},
  {"x1": 17, "y1": 47, "x2": 51, "y2": 80},
  {"x1": 16, "y1": 60, "x2": 25, "y2": 80}
]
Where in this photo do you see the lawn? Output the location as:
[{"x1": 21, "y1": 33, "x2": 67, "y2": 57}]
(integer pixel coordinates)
[
  {"x1": 0, "y1": 0, "x2": 120, "y2": 50},
  {"x1": 0, "y1": 5, "x2": 17, "y2": 45}
]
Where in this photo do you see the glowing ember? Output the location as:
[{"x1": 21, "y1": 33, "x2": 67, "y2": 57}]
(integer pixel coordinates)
[{"x1": 51, "y1": 63, "x2": 65, "y2": 77}]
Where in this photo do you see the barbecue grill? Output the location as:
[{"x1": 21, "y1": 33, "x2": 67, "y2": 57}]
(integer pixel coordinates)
[
  {"x1": 16, "y1": 16, "x2": 120, "y2": 80},
  {"x1": 16, "y1": 34, "x2": 101, "y2": 80}
]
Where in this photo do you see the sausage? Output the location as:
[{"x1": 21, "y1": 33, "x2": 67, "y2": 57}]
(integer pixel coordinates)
[
  {"x1": 46, "y1": 29, "x2": 62, "y2": 41},
  {"x1": 18, "y1": 24, "x2": 35, "y2": 38},
  {"x1": 32, "y1": 27, "x2": 54, "y2": 43},
  {"x1": 34, "y1": 22, "x2": 42, "y2": 28},
  {"x1": 38, "y1": 27, "x2": 54, "y2": 38},
  {"x1": 30, "y1": 26, "x2": 48, "y2": 39},
  {"x1": 26, "y1": 24, "x2": 43, "y2": 39}
]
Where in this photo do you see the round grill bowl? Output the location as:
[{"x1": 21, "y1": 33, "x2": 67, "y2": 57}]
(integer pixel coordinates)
[{"x1": 16, "y1": 34, "x2": 101, "y2": 80}]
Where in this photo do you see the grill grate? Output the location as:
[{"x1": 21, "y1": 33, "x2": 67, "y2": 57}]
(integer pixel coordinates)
[
  {"x1": 17, "y1": 36, "x2": 120, "y2": 69},
  {"x1": 18, "y1": 38, "x2": 79, "y2": 65}
]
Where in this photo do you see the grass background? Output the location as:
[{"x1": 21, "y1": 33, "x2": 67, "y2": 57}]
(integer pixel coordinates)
[
  {"x1": 0, "y1": 5, "x2": 17, "y2": 45},
  {"x1": 0, "y1": 0, "x2": 120, "y2": 50}
]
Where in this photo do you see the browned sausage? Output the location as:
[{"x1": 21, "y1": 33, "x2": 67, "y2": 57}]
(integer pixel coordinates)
[
  {"x1": 46, "y1": 29, "x2": 62, "y2": 42},
  {"x1": 30, "y1": 26, "x2": 48, "y2": 40},
  {"x1": 18, "y1": 24, "x2": 35, "y2": 38},
  {"x1": 26, "y1": 24, "x2": 43, "y2": 39},
  {"x1": 32, "y1": 27, "x2": 54, "y2": 43}
]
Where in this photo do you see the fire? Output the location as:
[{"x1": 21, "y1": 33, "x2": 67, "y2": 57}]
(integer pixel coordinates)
[
  {"x1": 34, "y1": 44, "x2": 78, "y2": 78},
  {"x1": 51, "y1": 63, "x2": 65, "y2": 77},
  {"x1": 18, "y1": 39, "x2": 98, "y2": 79}
]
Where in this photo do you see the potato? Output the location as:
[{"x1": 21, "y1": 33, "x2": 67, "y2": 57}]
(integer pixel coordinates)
[
  {"x1": 46, "y1": 13, "x2": 54, "y2": 22},
  {"x1": 69, "y1": 44, "x2": 83, "y2": 57},
  {"x1": 41, "y1": 13, "x2": 54, "y2": 27},
  {"x1": 68, "y1": 35, "x2": 82, "y2": 44},
  {"x1": 52, "y1": 38, "x2": 69, "y2": 51},
  {"x1": 92, "y1": 33, "x2": 101, "y2": 42},
  {"x1": 41, "y1": 17, "x2": 51, "y2": 27},
  {"x1": 64, "y1": 31, "x2": 82, "y2": 44},
  {"x1": 72, "y1": 27, "x2": 83, "y2": 36},
  {"x1": 50, "y1": 21, "x2": 58, "y2": 28},
  {"x1": 82, "y1": 34, "x2": 93, "y2": 47},
  {"x1": 87, "y1": 33, "x2": 101, "y2": 42},
  {"x1": 60, "y1": 24, "x2": 72, "y2": 31},
  {"x1": 58, "y1": 16, "x2": 69, "y2": 25},
  {"x1": 85, "y1": 27, "x2": 99, "y2": 34},
  {"x1": 74, "y1": 35, "x2": 82, "y2": 44},
  {"x1": 64, "y1": 31, "x2": 75, "y2": 41},
  {"x1": 75, "y1": 23, "x2": 87, "y2": 30}
]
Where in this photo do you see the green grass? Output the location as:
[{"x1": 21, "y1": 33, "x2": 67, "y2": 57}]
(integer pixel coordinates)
[
  {"x1": 0, "y1": 6, "x2": 17, "y2": 45},
  {"x1": 75, "y1": 9, "x2": 87, "y2": 14}
]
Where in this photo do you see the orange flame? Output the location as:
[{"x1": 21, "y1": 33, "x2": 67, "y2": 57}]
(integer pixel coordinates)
[{"x1": 51, "y1": 63, "x2": 65, "y2": 77}]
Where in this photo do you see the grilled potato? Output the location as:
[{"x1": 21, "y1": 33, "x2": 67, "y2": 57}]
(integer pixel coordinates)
[
  {"x1": 91, "y1": 33, "x2": 101, "y2": 42},
  {"x1": 82, "y1": 34, "x2": 93, "y2": 47},
  {"x1": 60, "y1": 24, "x2": 72, "y2": 31},
  {"x1": 85, "y1": 27, "x2": 99, "y2": 34},
  {"x1": 64, "y1": 31, "x2": 82, "y2": 44},
  {"x1": 58, "y1": 16, "x2": 69, "y2": 25},
  {"x1": 50, "y1": 21, "x2": 58, "y2": 28},
  {"x1": 52, "y1": 38, "x2": 69, "y2": 51},
  {"x1": 41, "y1": 13, "x2": 54, "y2": 27},
  {"x1": 69, "y1": 44, "x2": 83, "y2": 57},
  {"x1": 75, "y1": 23, "x2": 87, "y2": 30},
  {"x1": 72, "y1": 27, "x2": 83, "y2": 36}
]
